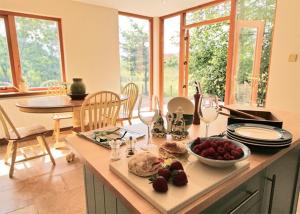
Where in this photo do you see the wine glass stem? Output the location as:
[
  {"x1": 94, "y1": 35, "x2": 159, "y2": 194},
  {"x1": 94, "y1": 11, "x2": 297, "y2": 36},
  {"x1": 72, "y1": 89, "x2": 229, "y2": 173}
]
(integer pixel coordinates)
[
  {"x1": 205, "y1": 123, "x2": 209, "y2": 137},
  {"x1": 147, "y1": 125, "x2": 150, "y2": 145}
]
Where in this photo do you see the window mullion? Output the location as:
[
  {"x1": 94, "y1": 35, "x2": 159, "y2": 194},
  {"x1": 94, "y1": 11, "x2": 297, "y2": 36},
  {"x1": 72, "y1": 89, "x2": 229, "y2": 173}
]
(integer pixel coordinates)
[{"x1": 6, "y1": 15, "x2": 22, "y2": 90}]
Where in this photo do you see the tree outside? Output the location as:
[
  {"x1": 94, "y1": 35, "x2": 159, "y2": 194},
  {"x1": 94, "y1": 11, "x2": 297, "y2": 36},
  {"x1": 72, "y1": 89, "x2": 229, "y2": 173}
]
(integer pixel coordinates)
[
  {"x1": 119, "y1": 16, "x2": 150, "y2": 97},
  {"x1": 0, "y1": 17, "x2": 62, "y2": 88},
  {"x1": 0, "y1": 18, "x2": 13, "y2": 87}
]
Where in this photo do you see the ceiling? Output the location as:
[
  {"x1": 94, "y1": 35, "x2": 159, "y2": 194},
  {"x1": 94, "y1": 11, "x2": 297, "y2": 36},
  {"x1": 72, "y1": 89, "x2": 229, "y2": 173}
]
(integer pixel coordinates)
[{"x1": 74, "y1": 0, "x2": 211, "y2": 17}]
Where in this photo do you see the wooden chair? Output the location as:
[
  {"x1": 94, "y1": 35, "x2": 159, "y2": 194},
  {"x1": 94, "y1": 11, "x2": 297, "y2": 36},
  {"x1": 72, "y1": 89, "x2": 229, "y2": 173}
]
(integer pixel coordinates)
[
  {"x1": 80, "y1": 91, "x2": 121, "y2": 132},
  {"x1": 0, "y1": 105, "x2": 55, "y2": 178},
  {"x1": 44, "y1": 81, "x2": 72, "y2": 148},
  {"x1": 118, "y1": 83, "x2": 139, "y2": 125}
]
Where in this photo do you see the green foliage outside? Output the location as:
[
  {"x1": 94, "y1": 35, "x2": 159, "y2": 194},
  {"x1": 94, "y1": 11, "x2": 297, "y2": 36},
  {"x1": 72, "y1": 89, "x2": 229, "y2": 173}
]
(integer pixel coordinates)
[
  {"x1": 119, "y1": 18, "x2": 149, "y2": 96},
  {"x1": 237, "y1": 0, "x2": 276, "y2": 106},
  {"x1": 188, "y1": 23, "x2": 229, "y2": 100},
  {"x1": 0, "y1": 17, "x2": 62, "y2": 88},
  {"x1": 0, "y1": 19, "x2": 13, "y2": 87}
]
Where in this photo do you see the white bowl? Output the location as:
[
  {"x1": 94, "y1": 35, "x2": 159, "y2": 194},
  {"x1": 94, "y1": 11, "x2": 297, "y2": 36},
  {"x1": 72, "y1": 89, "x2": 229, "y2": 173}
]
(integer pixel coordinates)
[
  {"x1": 167, "y1": 97, "x2": 194, "y2": 114},
  {"x1": 187, "y1": 137, "x2": 251, "y2": 168}
]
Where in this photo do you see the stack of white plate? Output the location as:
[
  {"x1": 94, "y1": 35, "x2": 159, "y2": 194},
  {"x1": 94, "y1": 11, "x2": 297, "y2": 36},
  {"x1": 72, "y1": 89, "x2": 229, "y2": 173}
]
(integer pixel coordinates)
[{"x1": 227, "y1": 123, "x2": 292, "y2": 148}]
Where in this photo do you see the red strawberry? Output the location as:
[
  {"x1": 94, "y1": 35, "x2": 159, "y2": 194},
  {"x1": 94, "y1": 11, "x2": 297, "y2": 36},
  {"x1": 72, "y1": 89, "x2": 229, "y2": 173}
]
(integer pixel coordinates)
[
  {"x1": 224, "y1": 152, "x2": 232, "y2": 160},
  {"x1": 152, "y1": 176, "x2": 168, "y2": 193},
  {"x1": 202, "y1": 141, "x2": 211, "y2": 149},
  {"x1": 200, "y1": 149, "x2": 210, "y2": 158},
  {"x1": 207, "y1": 147, "x2": 216, "y2": 156},
  {"x1": 158, "y1": 168, "x2": 171, "y2": 181},
  {"x1": 231, "y1": 148, "x2": 244, "y2": 159},
  {"x1": 217, "y1": 146, "x2": 226, "y2": 155},
  {"x1": 194, "y1": 137, "x2": 201, "y2": 145},
  {"x1": 169, "y1": 161, "x2": 184, "y2": 171},
  {"x1": 211, "y1": 141, "x2": 218, "y2": 149},
  {"x1": 172, "y1": 170, "x2": 188, "y2": 186}
]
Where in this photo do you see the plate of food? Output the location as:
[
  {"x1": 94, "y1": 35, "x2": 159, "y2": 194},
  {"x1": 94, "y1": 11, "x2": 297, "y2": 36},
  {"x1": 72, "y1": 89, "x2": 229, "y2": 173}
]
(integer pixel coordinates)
[
  {"x1": 159, "y1": 141, "x2": 188, "y2": 159},
  {"x1": 187, "y1": 137, "x2": 250, "y2": 167}
]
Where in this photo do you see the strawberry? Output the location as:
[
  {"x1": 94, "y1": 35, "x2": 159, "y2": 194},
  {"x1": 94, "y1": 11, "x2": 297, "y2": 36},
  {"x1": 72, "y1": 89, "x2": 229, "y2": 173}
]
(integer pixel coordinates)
[
  {"x1": 169, "y1": 160, "x2": 184, "y2": 171},
  {"x1": 151, "y1": 176, "x2": 168, "y2": 193},
  {"x1": 172, "y1": 170, "x2": 188, "y2": 186},
  {"x1": 217, "y1": 146, "x2": 226, "y2": 155},
  {"x1": 158, "y1": 168, "x2": 171, "y2": 181},
  {"x1": 194, "y1": 137, "x2": 201, "y2": 145}
]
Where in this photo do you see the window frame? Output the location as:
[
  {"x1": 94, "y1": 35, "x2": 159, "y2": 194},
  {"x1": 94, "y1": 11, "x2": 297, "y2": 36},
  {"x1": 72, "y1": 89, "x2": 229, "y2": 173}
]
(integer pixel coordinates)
[
  {"x1": 0, "y1": 10, "x2": 66, "y2": 93},
  {"x1": 159, "y1": 0, "x2": 236, "y2": 105},
  {"x1": 118, "y1": 11, "x2": 154, "y2": 107}
]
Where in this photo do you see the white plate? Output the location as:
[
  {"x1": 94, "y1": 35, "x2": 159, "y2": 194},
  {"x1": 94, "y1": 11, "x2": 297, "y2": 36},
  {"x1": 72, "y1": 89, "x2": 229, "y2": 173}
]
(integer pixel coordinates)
[
  {"x1": 226, "y1": 132, "x2": 291, "y2": 145},
  {"x1": 227, "y1": 135, "x2": 291, "y2": 148},
  {"x1": 235, "y1": 126, "x2": 282, "y2": 140}
]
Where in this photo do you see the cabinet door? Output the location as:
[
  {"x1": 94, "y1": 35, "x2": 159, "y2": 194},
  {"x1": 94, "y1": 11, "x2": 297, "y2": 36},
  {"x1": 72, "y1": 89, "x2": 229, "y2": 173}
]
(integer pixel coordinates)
[
  {"x1": 262, "y1": 146, "x2": 300, "y2": 214},
  {"x1": 203, "y1": 170, "x2": 265, "y2": 214}
]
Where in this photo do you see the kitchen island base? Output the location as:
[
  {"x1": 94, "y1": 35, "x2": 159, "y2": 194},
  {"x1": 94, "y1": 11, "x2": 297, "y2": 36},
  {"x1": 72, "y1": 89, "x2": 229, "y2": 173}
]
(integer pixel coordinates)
[{"x1": 83, "y1": 144, "x2": 300, "y2": 214}]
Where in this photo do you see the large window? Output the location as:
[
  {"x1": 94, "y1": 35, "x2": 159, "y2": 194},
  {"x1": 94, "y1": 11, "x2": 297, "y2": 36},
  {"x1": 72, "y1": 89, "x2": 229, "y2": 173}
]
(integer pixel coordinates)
[
  {"x1": 118, "y1": 13, "x2": 153, "y2": 109},
  {"x1": 0, "y1": 17, "x2": 13, "y2": 88},
  {"x1": 0, "y1": 11, "x2": 65, "y2": 92},
  {"x1": 159, "y1": 0, "x2": 277, "y2": 106}
]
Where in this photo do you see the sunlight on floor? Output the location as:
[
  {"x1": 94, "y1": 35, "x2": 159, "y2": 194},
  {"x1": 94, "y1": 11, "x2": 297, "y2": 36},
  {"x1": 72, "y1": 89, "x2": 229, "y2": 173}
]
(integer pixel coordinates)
[{"x1": 0, "y1": 133, "x2": 86, "y2": 214}]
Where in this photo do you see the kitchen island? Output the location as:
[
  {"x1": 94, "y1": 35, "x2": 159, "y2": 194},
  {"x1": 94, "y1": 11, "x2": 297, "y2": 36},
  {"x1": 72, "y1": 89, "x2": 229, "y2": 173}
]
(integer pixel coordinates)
[{"x1": 66, "y1": 110, "x2": 300, "y2": 214}]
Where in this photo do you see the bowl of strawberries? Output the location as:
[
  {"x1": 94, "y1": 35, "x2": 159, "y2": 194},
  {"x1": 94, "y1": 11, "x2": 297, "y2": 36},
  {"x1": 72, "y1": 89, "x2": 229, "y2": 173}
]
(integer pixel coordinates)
[{"x1": 187, "y1": 137, "x2": 250, "y2": 167}]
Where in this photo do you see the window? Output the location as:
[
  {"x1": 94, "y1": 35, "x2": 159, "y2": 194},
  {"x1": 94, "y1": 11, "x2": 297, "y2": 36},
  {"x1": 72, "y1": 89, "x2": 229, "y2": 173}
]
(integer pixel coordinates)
[
  {"x1": 163, "y1": 16, "x2": 180, "y2": 105},
  {"x1": 0, "y1": 11, "x2": 65, "y2": 92},
  {"x1": 159, "y1": 0, "x2": 277, "y2": 106},
  {"x1": 186, "y1": 0, "x2": 231, "y2": 25},
  {"x1": 0, "y1": 17, "x2": 13, "y2": 88},
  {"x1": 118, "y1": 13, "x2": 153, "y2": 109}
]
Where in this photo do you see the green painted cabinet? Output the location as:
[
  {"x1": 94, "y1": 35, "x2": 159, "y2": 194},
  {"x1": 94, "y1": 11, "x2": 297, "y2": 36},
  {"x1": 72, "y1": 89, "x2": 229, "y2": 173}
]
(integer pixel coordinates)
[
  {"x1": 261, "y1": 146, "x2": 300, "y2": 214},
  {"x1": 83, "y1": 166, "x2": 130, "y2": 214},
  {"x1": 83, "y1": 145, "x2": 300, "y2": 214},
  {"x1": 204, "y1": 145, "x2": 300, "y2": 214}
]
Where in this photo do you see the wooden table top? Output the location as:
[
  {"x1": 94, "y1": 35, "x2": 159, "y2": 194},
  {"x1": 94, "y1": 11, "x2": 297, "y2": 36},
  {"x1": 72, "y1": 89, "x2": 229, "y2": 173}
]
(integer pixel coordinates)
[
  {"x1": 66, "y1": 108, "x2": 300, "y2": 213},
  {"x1": 15, "y1": 95, "x2": 128, "y2": 113}
]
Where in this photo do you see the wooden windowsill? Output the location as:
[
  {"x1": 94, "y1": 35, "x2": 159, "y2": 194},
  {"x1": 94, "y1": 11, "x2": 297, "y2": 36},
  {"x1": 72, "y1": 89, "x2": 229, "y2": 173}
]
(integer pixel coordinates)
[{"x1": 0, "y1": 91, "x2": 48, "y2": 98}]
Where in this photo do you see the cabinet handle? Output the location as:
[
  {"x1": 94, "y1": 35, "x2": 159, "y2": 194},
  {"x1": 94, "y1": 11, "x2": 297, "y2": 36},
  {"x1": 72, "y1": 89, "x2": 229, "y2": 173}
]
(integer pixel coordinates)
[
  {"x1": 228, "y1": 189, "x2": 259, "y2": 214},
  {"x1": 266, "y1": 174, "x2": 277, "y2": 214}
]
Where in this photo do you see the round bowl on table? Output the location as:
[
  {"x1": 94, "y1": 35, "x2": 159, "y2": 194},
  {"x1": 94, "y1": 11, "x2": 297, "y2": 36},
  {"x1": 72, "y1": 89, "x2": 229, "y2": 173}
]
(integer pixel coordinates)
[
  {"x1": 67, "y1": 93, "x2": 88, "y2": 100},
  {"x1": 167, "y1": 97, "x2": 194, "y2": 114},
  {"x1": 187, "y1": 137, "x2": 251, "y2": 168}
]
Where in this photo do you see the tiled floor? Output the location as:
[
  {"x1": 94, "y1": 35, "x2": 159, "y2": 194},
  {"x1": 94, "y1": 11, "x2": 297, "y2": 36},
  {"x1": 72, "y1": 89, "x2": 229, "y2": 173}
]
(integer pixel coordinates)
[{"x1": 0, "y1": 132, "x2": 86, "y2": 214}]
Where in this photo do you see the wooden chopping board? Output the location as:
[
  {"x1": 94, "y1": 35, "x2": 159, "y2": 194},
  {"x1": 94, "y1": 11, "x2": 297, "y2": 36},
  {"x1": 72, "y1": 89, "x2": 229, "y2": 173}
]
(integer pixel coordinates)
[{"x1": 110, "y1": 153, "x2": 249, "y2": 214}]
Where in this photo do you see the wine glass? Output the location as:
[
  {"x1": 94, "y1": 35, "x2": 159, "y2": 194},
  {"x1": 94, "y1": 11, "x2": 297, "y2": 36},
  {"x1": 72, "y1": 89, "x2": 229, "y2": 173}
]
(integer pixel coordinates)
[
  {"x1": 199, "y1": 95, "x2": 219, "y2": 137},
  {"x1": 138, "y1": 95, "x2": 156, "y2": 150}
]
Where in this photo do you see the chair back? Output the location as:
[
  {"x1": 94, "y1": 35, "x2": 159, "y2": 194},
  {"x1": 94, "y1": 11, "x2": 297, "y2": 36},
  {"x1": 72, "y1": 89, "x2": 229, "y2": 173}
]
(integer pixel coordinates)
[
  {"x1": 121, "y1": 83, "x2": 139, "y2": 119},
  {"x1": 0, "y1": 105, "x2": 21, "y2": 139},
  {"x1": 80, "y1": 91, "x2": 121, "y2": 132},
  {"x1": 42, "y1": 80, "x2": 68, "y2": 96}
]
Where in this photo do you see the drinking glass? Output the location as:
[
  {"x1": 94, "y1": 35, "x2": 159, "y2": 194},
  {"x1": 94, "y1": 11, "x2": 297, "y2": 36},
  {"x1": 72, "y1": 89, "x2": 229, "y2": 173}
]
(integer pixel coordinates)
[
  {"x1": 138, "y1": 95, "x2": 156, "y2": 149},
  {"x1": 199, "y1": 95, "x2": 219, "y2": 137}
]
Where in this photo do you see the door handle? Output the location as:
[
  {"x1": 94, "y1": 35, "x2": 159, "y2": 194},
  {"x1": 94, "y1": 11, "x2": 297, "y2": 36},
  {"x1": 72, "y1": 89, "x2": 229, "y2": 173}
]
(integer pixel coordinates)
[
  {"x1": 228, "y1": 190, "x2": 259, "y2": 214},
  {"x1": 266, "y1": 174, "x2": 277, "y2": 214}
]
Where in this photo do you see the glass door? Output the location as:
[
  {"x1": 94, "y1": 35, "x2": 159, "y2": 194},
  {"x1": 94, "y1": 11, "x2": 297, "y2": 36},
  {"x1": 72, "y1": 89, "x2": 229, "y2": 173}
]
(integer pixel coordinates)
[
  {"x1": 230, "y1": 20, "x2": 264, "y2": 105},
  {"x1": 163, "y1": 15, "x2": 180, "y2": 107},
  {"x1": 185, "y1": 21, "x2": 230, "y2": 100}
]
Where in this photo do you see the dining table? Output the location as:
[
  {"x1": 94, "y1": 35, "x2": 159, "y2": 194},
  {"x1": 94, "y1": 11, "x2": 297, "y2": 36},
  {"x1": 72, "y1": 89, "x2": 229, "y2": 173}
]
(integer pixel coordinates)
[{"x1": 16, "y1": 94, "x2": 129, "y2": 128}]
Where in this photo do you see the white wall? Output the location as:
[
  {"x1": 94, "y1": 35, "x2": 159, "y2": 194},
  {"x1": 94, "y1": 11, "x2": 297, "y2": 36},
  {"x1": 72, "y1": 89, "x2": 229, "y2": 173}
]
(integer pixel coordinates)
[
  {"x1": 266, "y1": 0, "x2": 300, "y2": 113},
  {"x1": 0, "y1": 0, "x2": 121, "y2": 134}
]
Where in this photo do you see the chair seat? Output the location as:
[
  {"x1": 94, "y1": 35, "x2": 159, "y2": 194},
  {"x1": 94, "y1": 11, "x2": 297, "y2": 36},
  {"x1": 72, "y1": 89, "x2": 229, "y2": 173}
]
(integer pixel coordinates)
[
  {"x1": 9, "y1": 125, "x2": 48, "y2": 140},
  {"x1": 118, "y1": 112, "x2": 129, "y2": 120},
  {"x1": 53, "y1": 113, "x2": 73, "y2": 120}
]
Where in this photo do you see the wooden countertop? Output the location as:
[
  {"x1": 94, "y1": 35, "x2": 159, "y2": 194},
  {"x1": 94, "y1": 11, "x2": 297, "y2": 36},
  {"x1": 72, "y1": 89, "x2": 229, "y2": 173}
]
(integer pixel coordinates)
[{"x1": 65, "y1": 109, "x2": 300, "y2": 214}]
